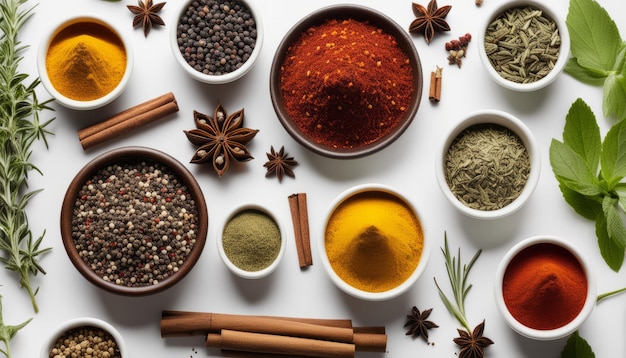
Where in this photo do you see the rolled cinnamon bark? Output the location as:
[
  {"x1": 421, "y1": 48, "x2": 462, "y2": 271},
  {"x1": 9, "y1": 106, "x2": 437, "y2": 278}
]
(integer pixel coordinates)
[{"x1": 207, "y1": 330, "x2": 355, "y2": 358}]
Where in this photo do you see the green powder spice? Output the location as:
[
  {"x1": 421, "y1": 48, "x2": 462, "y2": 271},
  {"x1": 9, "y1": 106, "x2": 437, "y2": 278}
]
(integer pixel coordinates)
[{"x1": 222, "y1": 209, "x2": 281, "y2": 272}]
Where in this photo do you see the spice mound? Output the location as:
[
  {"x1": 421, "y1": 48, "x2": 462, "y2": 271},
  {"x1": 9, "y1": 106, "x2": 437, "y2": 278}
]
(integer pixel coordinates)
[
  {"x1": 71, "y1": 160, "x2": 199, "y2": 287},
  {"x1": 176, "y1": 0, "x2": 257, "y2": 76},
  {"x1": 49, "y1": 325, "x2": 120, "y2": 358},
  {"x1": 280, "y1": 18, "x2": 414, "y2": 149},
  {"x1": 484, "y1": 5, "x2": 561, "y2": 84},
  {"x1": 502, "y1": 243, "x2": 587, "y2": 330},
  {"x1": 444, "y1": 123, "x2": 530, "y2": 211},
  {"x1": 46, "y1": 21, "x2": 126, "y2": 101},
  {"x1": 222, "y1": 209, "x2": 281, "y2": 272},
  {"x1": 325, "y1": 191, "x2": 423, "y2": 293}
]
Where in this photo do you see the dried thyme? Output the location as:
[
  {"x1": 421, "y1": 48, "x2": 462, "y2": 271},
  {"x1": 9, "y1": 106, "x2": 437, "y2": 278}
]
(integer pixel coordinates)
[
  {"x1": 444, "y1": 124, "x2": 530, "y2": 211},
  {"x1": 484, "y1": 5, "x2": 561, "y2": 83}
]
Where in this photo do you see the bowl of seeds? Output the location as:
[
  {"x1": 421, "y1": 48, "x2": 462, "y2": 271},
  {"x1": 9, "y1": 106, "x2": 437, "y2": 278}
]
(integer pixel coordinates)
[
  {"x1": 477, "y1": 0, "x2": 570, "y2": 92},
  {"x1": 217, "y1": 203, "x2": 286, "y2": 279},
  {"x1": 170, "y1": 0, "x2": 263, "y2": 84},
  {"x1": 269, "y1": 5, "x2": 423, "y2": 159},
  {"x1": 435, "y1": 110, "x2": 540, "y2": 220},
  {"x1": 60, "y1": 146, "x2": 208, "y2": 296},
  {"x1": 40, "y1": 317, "x2": 126, "y2": 358}
]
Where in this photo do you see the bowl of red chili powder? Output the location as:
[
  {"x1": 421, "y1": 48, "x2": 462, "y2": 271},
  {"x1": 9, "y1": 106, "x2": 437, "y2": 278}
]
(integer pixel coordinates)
[
  {"x1": 60, "y1": 146, "x2": 208, "y2": 296},
  {"x1": 494, "y1": 235, "x2": 596, "y2": 340},
  {"x1": 270, "y1": 5, "x2": 423, "y2": 159}
]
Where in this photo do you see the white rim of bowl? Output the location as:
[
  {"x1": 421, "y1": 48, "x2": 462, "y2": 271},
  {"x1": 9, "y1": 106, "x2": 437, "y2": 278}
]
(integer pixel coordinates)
[
  {"x1": 170, "y1": 0, "x2": 264, "y2": 84},
  {"x1": 319, "y1": 183, "x2": 430, "y2": 301},
  {"x1": 40, "y1": 317, "x2": 127, "y2": 358},
  {"x1": 217, "y1": 203, "x2": 286, "y2": 279},
  {"x1": 493, "y1": 235, "x2": 597, "y2": 340},
  {"x1": 435, "y1": 109, "x2": 541, "y2": 220},
  {"x1": 477, "y1": 0, "x2": 570, "y2": 92},
  {"x1": 37, "y1": 16, "x2": 133, "y2": 110}
]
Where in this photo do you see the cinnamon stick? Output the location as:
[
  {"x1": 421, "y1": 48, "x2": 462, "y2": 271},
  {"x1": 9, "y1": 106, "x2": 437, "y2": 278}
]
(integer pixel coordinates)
[
  {"x1": 428, "y1": 67, "x2": 442, "y2": 102},
  {"x1": 353, "y1": 327, "x2": 387, "y2": 352},
  {"x1": 78, "y1": 92, "x2": 178, "y2": 150},
  {"x1": 288, "y1": 193, "x2": 312, "y2": 268},
  {"x1": 207, "y1": 330, "x2": 355, "y2": 358}
]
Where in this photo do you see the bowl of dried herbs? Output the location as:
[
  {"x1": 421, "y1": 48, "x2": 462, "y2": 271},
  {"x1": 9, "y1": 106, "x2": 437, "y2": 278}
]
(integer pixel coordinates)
[
  {"x1": 477, "y1": 0, "x2": 570, "y2": 92},
  {"x1": 435, "y1": 110, "x2": 540, "y2": 220},
  {"x1": 60, "y1": 146, "x2": 208, "y2": 296}
]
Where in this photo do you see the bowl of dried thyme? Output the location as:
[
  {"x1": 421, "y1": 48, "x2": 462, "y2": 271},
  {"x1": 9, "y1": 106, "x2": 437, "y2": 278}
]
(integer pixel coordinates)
[
  {"x1": 477, "y1": 0, "x2": 570, "y2": 92},
  {"x1": 60, "y1": 146, "x2": 208, "y2": 296},
  {"x1": 435, "y1": 110, "x2": 540, "y2": 220},
  {"x1": 269, "y1": 5, "x2": 423, "y2": 159},
  {"x1": 41, "y1": 317, "x2": 127, "y2": 358},
  {"x1": 170, "y1": 0, "x2": 263, "y2": 85},
  {"x1": 37, "y1": 15, "x2": 134, "y2": 110}
]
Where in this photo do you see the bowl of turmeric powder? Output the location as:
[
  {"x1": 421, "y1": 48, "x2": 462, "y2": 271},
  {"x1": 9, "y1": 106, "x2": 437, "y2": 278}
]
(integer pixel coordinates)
[
  {"x1": 37, "y1": 15, "x2": 133, "y2": 110},
  {"x1": 320, "y1": 184, "x2": 429, "y2": 301}
]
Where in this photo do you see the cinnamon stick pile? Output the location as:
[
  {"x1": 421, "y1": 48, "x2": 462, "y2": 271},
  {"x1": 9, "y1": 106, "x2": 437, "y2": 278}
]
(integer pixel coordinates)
[
  {"x1": 78, "y1": 92, "x2": 179, "y2": 150},
  {"x1": 161, "y1": 311, "x2": 387, "y2": 357}
]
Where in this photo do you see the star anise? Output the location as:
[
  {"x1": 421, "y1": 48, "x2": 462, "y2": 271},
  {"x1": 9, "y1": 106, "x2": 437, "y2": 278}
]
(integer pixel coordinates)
[
  {"x1": 127, "y1": 0, "x2": 166, "y2": 37},
  {"x1": 452, "y1": 320, "x2": 494, "y2": 358},
  {"x1": 404, "y1": 306, "x2": 439, "y2": 343},
  {"x1": 184, "y1": 103, "x2": 259, "y2": 177},
  {"x1": 409, "y1": 0, "x2": 452, "y2": 44},
  {"x1": 264, "y1": 146, "x2": 297, "y2": 182}
]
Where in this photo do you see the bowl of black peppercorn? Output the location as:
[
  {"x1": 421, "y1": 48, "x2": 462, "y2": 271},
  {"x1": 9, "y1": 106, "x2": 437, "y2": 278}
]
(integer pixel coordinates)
[
  {"x1": 60, "y1": 146, "x2": 208, "y2": 296},
  {"x1": 170, "y1": 0, "x2": 263, "y2": 84}
]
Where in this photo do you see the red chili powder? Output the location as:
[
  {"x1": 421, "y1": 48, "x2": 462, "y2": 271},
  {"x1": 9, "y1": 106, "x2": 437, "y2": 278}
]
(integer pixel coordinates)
[
  {"x1": 279, "y1": 18, "x2": 414, "y2": 149},
  {"x1": 502, "y1": 243, "x2": 587, "y2": 330}
]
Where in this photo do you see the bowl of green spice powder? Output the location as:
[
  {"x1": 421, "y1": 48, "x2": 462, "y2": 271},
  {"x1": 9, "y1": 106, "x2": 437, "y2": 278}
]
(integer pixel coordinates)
[
  {"x1": 60, "y1": 146, "x2": 208, "y2": 296},
  {"x1": 436, "y1": 110, "x2": 540, "y2": 220},
  {"x1": 477, "y1": 0, "x2": 569, "y2": 92},
  {"x1": 217, "y1": 203, "x2": 285, "y2": 279}
]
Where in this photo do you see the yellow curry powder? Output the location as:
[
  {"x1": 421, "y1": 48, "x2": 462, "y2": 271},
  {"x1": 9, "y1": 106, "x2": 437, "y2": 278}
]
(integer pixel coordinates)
[
  {"x1": 325, "y1": 191, "x2": 424, "y2": 293},
  {"x1": 46, "y1": 21, "x2": 126, "y2": 101}
]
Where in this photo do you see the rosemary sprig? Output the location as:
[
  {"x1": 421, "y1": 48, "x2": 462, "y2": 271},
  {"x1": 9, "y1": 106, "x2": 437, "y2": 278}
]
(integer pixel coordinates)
[
  {"x1": 0, "y1": 295, "x2": 31, "y2": 358},
  {"x1": 0, "y1": 0, "x2": 54, "y2": 313},
  {"x1": 434, "y1": 232, "x2": 481, "y2": 332}
]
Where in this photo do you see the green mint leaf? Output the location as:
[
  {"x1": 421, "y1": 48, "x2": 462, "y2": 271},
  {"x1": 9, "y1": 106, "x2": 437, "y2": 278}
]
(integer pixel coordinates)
[
  {"x1": 602, "y1": 71, "x2": 626, "y2": 120},
  {"x1": 565, "y1": 58, "x2": 609, "y2": 85},
  {"x1": 558, "y1": 182, "x2": 602, "y2": 220},
  {"x1": 561, "y1": 331, "x2": 595, "y2": 358},
  {"x1": 601, "y1": 118, "x2": 626, "y2": 186},
  {"x1": 550, "y1": 140, "x2": 602, "y2": 196},
  {"x1": 562, "y1": 98, "x2": 602, "y2": 173},
  {"x1": 596, "y1": 212, "x2": 625, "y2": 271},
  {"x1": 616, "y1": 184, "x2": 626, "y2": 212},
  {"x1": 566, "y1": 0, "x2": 622, "y2": 75},
  {"x1": 603, "y1": 196, "x2": 626, "y2": 248}
]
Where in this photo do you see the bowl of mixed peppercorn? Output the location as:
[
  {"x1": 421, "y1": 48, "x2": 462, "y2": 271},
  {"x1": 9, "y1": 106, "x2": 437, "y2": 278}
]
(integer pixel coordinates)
[
  {"x1": 60, "y1": 146, "x2": 208, "y2": 296},
  {"x1": 170, "y1": 0, "x2": 263, "y2": 84},
  {"x1": 41, "y1": 317, "x2": 126, "y2": 358},
  {"x1": 270, "y1": 5, "x2": 423, "y2": 159}
]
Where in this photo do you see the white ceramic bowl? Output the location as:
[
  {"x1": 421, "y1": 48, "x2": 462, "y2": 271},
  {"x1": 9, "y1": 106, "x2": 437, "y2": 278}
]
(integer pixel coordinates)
[
  {"x1": 40, "y1": 317, "x2": 127, "y2": 358},
  {"x1": 217, "y1": 203, "x2": 286, "y2": 279},
  {"x1": 477, "y1": 0, "x2": 570, "y2": 92},
  {"x1": 37, "y1": 16, "x2": 133, "y2": 110},
  {"x1": 435, "y1": 110, "x2": 540, "y2": 220},
  {"x1": 319, "y1": 183, "x2": 430, "y2": 301},
  {"x1": 494, "y1": 235, "x2": 596, "y2": 340},
  {"x1": 170, "y1": 0, "x2": 263, "y2": 84}
]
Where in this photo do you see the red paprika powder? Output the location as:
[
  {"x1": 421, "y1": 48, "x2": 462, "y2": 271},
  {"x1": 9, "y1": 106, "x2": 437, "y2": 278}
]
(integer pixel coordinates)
[
  {"x1": 502, "y1": 243, "x2": 587, "y2": 330},
  {"x1": 279, "y1": 18, "x2": 414, "y2": 149}
]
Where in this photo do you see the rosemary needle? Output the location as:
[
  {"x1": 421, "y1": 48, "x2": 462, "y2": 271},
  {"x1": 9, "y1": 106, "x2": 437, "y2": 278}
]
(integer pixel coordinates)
[{"x1": 0, "y1": 0, "x2": 55, "y2": 314}]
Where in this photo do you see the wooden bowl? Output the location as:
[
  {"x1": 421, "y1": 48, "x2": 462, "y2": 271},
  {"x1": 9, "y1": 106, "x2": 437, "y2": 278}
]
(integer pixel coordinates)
[
  {"x1": 270, "y1": 5, "x2": 423, "y2": 159},
  {"x1": 60, "y1": 146, "x2": 208, "y2": 296}
]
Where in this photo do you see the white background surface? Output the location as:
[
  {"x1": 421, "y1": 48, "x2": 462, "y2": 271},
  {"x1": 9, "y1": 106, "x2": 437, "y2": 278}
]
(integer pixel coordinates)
[{"x1": 3, "y1": 0, "x2": 626, "y2": 357}]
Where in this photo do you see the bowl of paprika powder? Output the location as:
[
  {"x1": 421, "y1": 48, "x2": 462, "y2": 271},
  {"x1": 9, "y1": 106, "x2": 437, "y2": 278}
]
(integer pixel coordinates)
[
  {"x1": 494, "y1": 235, "x2": 596, "y2": 340},
  {"x1": 270, "y1": 5, "x2": 423, "y2": 159}
]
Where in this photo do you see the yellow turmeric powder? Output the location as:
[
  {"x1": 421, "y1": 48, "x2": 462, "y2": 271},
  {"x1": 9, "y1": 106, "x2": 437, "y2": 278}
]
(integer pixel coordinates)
[
  {"x1": 325, "y1": 190, "x2": 424, "y2": 293},
  {"x1": 46, "y1": 21, "x2": 126, "y2": 101}
]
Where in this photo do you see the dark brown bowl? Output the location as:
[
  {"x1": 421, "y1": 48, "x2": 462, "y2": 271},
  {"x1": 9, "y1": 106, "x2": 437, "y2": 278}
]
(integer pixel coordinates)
[
  {"x1": 60, "y1": 146, "x2": 208, "y2": 296},
  {"x1": 270, "y1": 5, "x2": 423, "y2": 159}
]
